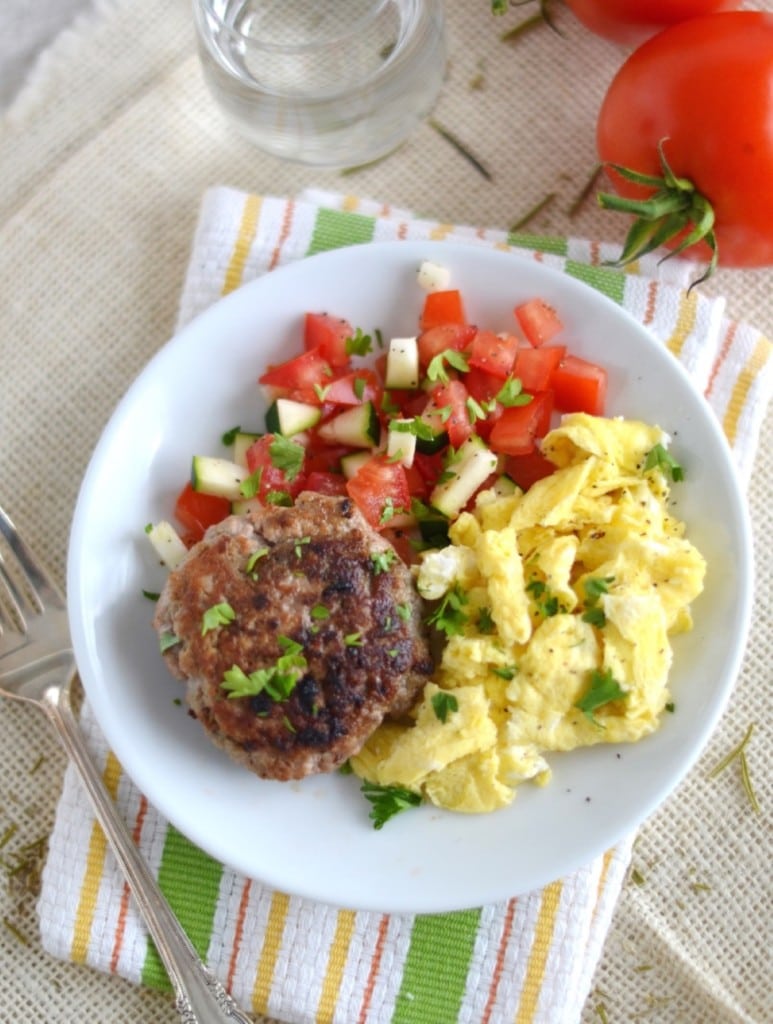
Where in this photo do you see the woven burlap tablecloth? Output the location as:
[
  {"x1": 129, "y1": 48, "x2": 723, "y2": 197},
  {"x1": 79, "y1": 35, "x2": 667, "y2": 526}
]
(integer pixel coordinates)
[{"x1": 0, "y1": 1, "x2": 770, "y2": 1021}]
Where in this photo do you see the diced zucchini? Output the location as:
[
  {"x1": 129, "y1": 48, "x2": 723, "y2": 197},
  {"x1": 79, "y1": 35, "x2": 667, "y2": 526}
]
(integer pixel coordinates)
[
  {"x1": 492, "y1": 473, "x2": 520, "y2": 498},
  {"x1": 386, "y1": 420, "x2": 418, "y2": 468},
  {"x1": 340, "y1": 450, "x2": 373, "y2": 479},
  {"x1": 430, "y1": 437, "x2": 499, "y2": 519},
  {"x1": 231, "y1": 497, "x2": 263, "y2": 515},
  {"x1": 265, "y1": 398, "x2": 321, "y2": 437},
  {"x1": 231, "y1": 431, "x2": 260, "y2": 468},
  {"x1": 385, "y1": 336, "x2": 420, "y2": 390},
  {"x1": 191, "y1": 455, "x2": 247, "y2": 501},
  {"x1": 317, "y1": 402, "x2": 381, "y2": 448},
  {"x1": 146, "y1": 520, "x2": 188, "y2": 570}
]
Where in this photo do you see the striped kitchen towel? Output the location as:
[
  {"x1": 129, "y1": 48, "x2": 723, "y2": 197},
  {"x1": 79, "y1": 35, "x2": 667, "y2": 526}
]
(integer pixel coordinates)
[{"x1": 37, "y1": 187, "x2": 772, "y2": 1024}]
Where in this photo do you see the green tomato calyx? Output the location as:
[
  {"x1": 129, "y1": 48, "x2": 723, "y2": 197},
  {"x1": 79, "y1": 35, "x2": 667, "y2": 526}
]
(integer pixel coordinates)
[{"x1": 597, "y1": 139, "x2": 718, "y2": 289}]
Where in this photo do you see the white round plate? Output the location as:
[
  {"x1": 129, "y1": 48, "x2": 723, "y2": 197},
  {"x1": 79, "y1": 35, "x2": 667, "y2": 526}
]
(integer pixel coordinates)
[{"x1": 68, "y1": 241, "x2": 753, "y2": 913}]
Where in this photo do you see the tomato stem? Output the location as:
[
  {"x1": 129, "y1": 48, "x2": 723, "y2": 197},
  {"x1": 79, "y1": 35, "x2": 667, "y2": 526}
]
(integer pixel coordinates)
[{"x1": 597, "y1": 139, "x2": 719, "y2": 288}]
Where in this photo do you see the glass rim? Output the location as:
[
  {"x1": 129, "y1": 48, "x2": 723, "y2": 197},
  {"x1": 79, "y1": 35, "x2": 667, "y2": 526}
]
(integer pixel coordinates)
[{"x1": 194, "y1": 0, "x2": 401, "y2": 55}]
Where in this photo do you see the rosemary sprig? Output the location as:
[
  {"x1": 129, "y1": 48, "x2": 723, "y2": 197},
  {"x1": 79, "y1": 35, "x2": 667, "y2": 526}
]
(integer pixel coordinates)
[
  {"x1": 429, "y1": 119, "x2": 492, "y2": 182},
  {"x1": 510, "y1": 192, "x2": 556, "y2": 232},
  {"x1": 707, "y1": 723, "x2": 760, "y2": 813}
]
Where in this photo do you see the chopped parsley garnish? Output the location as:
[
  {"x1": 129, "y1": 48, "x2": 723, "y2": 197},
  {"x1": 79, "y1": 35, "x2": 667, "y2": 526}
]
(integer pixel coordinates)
[
  {"x1": 496, "y1": 377, "x2": 533, "y2": 408},
  {"x1": 266, "y1": 490, "x2": 292, "y2": 506},
  {"x1": 584, "y1": 575, "x2": 614, "y2": 603},
  {"x1": 491, "y1": 665, "x2": 517, "y2": 680},
  {"x1": 344, "y1": 632, "x2": 364, "y2": 647},
  {"x1": 221, "y1": 636, "x2": 307, "y2": 701},
  {"x1": 526, "y1": 579, "x2": 561, "y2": 617},
  {"x1": 643, "y1": 443, "x2": 684, "y2": 482},
  {"x1": 574, "y1": 669, "x2": 628, "y2": 727},
  {"x1": 378, "y1": 496, "x2": 406, "y2": 525},
  {"x1": 582, "y1": 606, "x2": 607, "y2": 628},
  {"x1": 345, "y1": 327, "x2": 373, "y2": 357},
  {"x1": 426, "y1": 348, "x2": 470, "y2": 384},
  {"x1": 143, "y1": 589, "x2": 160, "y2": 601},
  {"x1": 201, "y1": 602, "x2": 236, "y2": 636},
  {"x1": 159, "y1": 631, "x2": 180, "y2": 653},
  {"x1": 582, "y1": 575, "x2": 614, "y2": 628},
  {"x1": 370, "y1": 548, "x2": 398, "y2": 574},
  {"x1": 391, "y1": 417, "x2": 438, "y2": 442},
  {"x1": 269, "y1": 434, "x2": 305, "y2": 481},
  {"x1": 426, "y1": 584, "x2": 469, "y2": 637},
  {"x1": 240, "y1": 467, "x2": 263, "y2": 499},
  {"x1": 310, "y1": 604, "x2": 330, "y2": 620},
  {"x1": 294, "y1": 536, "x2": 311, "y2": 558},
  {"x1": 245, "y1": 547, "x2": 269, "y2": 576},
  {"x1": 477, "y1": 606, "x2": 496, "y2": 634},
  {"x1": 431, "y1": 691, "x2": 459, "y2": 722},
  {"x1": 465, "y1": 396, "x2": 487, "y2": 424},
  {"x1": 360, "y1": 781, "x2": 423, "y2": 829},
  {"x1": 396, "y1": 603, "x2": 412, "y2": 622},
  {"x1": 353, "y1": 376, "x2": 367, "y2": 400}
]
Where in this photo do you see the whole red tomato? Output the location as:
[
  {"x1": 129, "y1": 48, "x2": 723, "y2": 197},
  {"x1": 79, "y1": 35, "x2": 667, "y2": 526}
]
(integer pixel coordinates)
[
  {"x1": 565, "y1": 0, "x2": 740, "y2": 45},
  {"x1": 596, "y1": 12, "x2": 773, "y2": 272}
]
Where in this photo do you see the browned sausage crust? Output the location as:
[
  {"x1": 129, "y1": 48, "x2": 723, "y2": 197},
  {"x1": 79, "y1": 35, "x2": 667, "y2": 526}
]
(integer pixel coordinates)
[{"x1": 153, "y1": 492, "x2": 433, "y2": 779}]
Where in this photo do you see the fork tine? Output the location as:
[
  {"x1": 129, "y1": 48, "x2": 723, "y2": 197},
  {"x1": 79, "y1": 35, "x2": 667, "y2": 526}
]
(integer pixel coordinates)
[
  {"x1": 0, "y1": 505, "x2": 65, "y2": 611},
  {"x1": 0, "y1": 549, "x2": 30, "y2": 630}
]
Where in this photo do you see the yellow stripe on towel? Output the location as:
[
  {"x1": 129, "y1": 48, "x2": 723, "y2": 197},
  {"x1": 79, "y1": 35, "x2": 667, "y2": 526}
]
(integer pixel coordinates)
[
  {"x1": 251, "y1": 890, "x2": 291, "y2": 1012},
  {"x1": 316, "y1": 909, "x2": 357, "y2": 1023},
  {"x1": 723, "y1": 334, "x2": 772, "y2": 446},
  {"x1": 70, "y1": 751, "x2": 122, "y2": 964},
  {"x1": 222, "y1": 193, "x2": 262, "y2": 295},
  {"x1": 515, "y1": 880, "x2": 564, "y2": 1023},
  {"x1": 665, "y1": 287, "x2": 699, "y2": 360}
]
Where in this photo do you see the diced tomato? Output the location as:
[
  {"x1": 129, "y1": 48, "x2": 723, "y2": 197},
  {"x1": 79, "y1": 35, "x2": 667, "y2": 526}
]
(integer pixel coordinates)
[
  {"x1": 514, "y1": 345, "x2": 566, "y2": 392},
  {"x1": 420, "y1": 290, "x2": 467, "y2": 331},
  {"x1": 245, "y1": 434, "x2": 307, "y2": 501},
  {"x1": 413, "y1": 451, "x2": 445, "y2": 492},
  {"x1": 259, "y1": 347, "x2": 333, "y2": 404},
  {"x1": 303, "y1": 313, "x2": 354, "y2": 368},
  {"x1": 551, "y1": 355, "x2": 607, "y2": 416},
  {"x1": 302, "y1": 470, "x2": 349, "y2": 496},
  {"x1": 468, "y1": 330, "x2": 519, "y2": 379},
  {"x1": 174, "y1": 481, "x2": 231, "y2": 545},
  {"x1": 489, "y1": 393, "x2": 554, "y2": 456},
  {"x1": 345, "y1": 455, "x2": 411, "y2": 530},
  {"x1": 403, "y1": 463, "x2": 430, "y2": 499},
  {"x1": 323, "y1": 369, "x2": 381, "y2": 407},
  {"x1": 380, "y1": 527, "x2": 419, "y2": 566},
  {"x1": 505, "y1": 450, "x2": 556, "y2": 490},
  {"x1": 417, "y1": 323, "x2": 477, "y2": 367},
  {"x1": 464, "y1": 365, "x2": 503, "y2": 404},
  {"x1": 515, "y1": 298, "x2": 564, "y2": 347},
  {"x1": 431, "y1": 380, "x2": 472, "y2": 448},
  {"x1": 302, "y1": 440, "x2": 351, "y2": 475}
]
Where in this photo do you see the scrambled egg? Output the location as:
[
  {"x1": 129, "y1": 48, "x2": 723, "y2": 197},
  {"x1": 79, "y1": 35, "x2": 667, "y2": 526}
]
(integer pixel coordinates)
[{"x1": 351, "y1": 413, "x2": 707, "y2": 814}]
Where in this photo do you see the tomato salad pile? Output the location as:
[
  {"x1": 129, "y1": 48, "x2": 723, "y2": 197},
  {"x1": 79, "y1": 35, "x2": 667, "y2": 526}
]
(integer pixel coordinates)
[{"x1": 172, "y1": 276, "x2": 607, "y2": 559}]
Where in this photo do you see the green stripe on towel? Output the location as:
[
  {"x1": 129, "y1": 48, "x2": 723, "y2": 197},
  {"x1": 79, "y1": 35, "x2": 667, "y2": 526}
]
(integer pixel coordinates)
[
  {"x1": 141, "y1": 827, "x2": 224, "y2": 990},
  {"x1": 306, "y1": 208, "x2": 376, "y2": 255},
  {"x1": 392, "y1": 909, "x2": 483, "y2": 1024}
]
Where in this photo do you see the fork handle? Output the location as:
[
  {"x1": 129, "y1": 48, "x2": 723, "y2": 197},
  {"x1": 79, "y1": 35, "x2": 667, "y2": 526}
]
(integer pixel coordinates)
[{"x1": 43, "y1": 669, "x2": 253, "y2": 1024}]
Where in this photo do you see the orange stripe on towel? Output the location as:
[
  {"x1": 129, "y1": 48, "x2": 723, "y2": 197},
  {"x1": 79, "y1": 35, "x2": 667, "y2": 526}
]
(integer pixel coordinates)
[
  {"x1": 109, "y1": 793, "x2": 149, "y2": 973},
  {"x1": 481, "y1": 898, "x2": 518, "y2": 1024}
]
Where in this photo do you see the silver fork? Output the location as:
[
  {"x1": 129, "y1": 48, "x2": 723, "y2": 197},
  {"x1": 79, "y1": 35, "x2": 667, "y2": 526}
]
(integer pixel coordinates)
[{"x1": 0, "y1": 505, "x2": 253, "y2": 1024}]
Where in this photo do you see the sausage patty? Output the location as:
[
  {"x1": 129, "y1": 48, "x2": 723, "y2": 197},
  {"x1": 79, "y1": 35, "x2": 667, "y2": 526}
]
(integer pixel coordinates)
[{"x1": 153, "y1": 492, "x2": 433, "y2": 780}]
